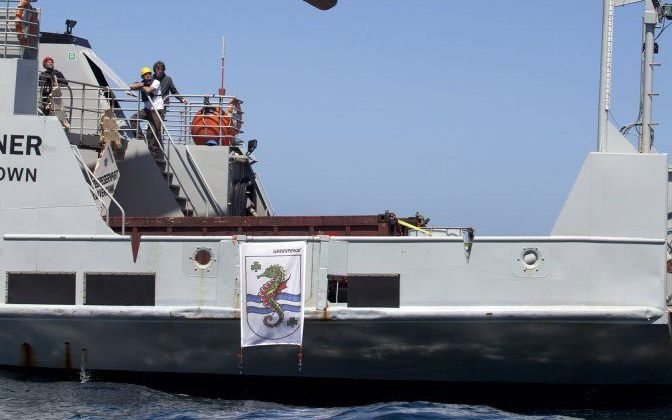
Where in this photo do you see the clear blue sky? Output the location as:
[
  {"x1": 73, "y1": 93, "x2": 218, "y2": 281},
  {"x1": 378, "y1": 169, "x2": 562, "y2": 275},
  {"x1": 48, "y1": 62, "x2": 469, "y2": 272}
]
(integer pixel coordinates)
[{"x1": 42, "y1": 1, "x2": 669, "y2": 235}]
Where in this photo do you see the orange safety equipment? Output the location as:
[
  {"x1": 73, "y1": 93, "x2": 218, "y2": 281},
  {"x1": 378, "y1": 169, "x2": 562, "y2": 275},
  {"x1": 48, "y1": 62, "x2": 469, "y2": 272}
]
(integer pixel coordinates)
[
  {"x1": 14, "y1": 4, "x2": 38, "y2": 47},
  {"x1": 191, "y1": 99, "x2": 242, "y2": 146}
]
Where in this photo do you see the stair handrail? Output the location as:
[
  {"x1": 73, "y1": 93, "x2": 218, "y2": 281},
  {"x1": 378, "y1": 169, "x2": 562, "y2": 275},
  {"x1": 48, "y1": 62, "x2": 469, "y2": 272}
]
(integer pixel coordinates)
[
  {"x1": 148, "y1": 114, "x2": 216, "y2": 216},
  {"x1": 70, "y1": 145, "x2": 126, "y2": 235},
  {"x1": 144, "y1": 122, "x2": 204, "y2": 217},
  {"x1": 253, "y1": 172, "x2": 275, "y2": 216}
]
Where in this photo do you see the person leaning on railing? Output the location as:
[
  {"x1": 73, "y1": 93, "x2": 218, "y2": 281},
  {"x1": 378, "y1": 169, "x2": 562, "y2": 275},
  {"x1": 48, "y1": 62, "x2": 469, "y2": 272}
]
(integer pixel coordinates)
[
  {"x1": 39, "y1": 57, "x2": 68, "y2": 115},
  {"x1": 14, "y1": 0, "x2": 38, "y2": 60},
  {"x1": 129, "y1": 67, "x2": 165, "y2": 162},
  {"x1": 153, "y1": 61, "x2": 188, "y2": 119}
]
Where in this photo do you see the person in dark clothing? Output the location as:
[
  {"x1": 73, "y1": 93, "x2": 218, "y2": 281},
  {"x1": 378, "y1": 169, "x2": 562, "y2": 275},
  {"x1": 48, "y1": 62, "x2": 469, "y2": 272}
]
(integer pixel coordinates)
[
  {"x1": 38, "y1": 57, "x2": 68, "y2": 115},
  {"x1": 153, "y1": 61, "x2": 187, "y2": 118}
]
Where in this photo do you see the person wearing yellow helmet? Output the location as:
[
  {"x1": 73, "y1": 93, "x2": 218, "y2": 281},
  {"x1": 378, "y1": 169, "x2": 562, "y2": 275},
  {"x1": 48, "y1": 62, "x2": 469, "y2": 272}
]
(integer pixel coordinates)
[{"x1": 129, "y1": 67, "x2": 165, "y2": 161}]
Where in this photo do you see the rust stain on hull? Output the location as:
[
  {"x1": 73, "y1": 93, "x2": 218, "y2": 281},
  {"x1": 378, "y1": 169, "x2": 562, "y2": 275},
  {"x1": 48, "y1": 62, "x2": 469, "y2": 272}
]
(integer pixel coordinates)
[
  {"x1": 64, "y1": 341, "x2": 72, "y2": 370},
  {"x1": 21, "y1": 342, "x2": 34, "y2": 367}
]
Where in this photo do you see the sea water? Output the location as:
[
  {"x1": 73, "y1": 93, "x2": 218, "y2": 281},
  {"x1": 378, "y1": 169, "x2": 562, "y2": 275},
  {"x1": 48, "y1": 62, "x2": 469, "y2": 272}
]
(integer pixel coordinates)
[{"x1": 0, "y1": 373, "x2": 671, "y2": 419}]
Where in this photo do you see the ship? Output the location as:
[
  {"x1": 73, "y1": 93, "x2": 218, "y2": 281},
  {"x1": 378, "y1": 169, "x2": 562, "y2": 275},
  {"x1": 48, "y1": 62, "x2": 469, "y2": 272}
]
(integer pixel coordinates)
[{"x1": 1, "y1": 0, "x2": 672, "y2": 394}]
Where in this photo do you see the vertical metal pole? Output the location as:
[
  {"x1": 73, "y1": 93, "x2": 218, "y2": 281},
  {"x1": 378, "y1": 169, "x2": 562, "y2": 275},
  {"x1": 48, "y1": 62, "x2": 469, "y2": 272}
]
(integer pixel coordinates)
[
  {"x1": 136, "y1": 88, "x2": 141, "y2": 140},
  {"x1": 80, "y1": 84, "x2": 86, "y2": 144},
  {"x1": 4, "y1": 0, "x2": 9, "y2": 58},
  {"x1": 219, "y1": 95, "x2": 223, "y2": 146},
  {"x1": 35, "y1": 8, "x2": 39, "y2": 61},
  {"x1": 640, "y1": 3, "x2": 657, "y2": 153},
  {"x1": 219, "y1": 36, "x2": 226, "y2": 96},
  {"x1": 597, "y1": 0, "x2": 614, "y2": 152}
]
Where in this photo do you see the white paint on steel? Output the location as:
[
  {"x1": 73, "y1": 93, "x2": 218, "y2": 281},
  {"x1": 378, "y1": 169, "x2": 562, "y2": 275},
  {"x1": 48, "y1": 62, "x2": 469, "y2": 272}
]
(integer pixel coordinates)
[
  {"x1": 3, "y1": 234, "x2": 666, "y2": 244},
  {"x1": 0, "y1": 304, "x2": 662, "y2": 322}
]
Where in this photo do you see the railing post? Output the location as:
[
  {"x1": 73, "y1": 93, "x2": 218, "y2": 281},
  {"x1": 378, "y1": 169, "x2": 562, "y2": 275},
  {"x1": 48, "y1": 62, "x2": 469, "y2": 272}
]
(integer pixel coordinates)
[
  {"x1": 4, "y1": 0, "x2": 9, "y2": 58},
  {"x1": 218, "y1": 95, "x2": 223, "y2": 146},
  {"x1": 136, "y1": 89, "x2": 141, "y2": 140},
  {"x1": 80, "y1": 84, "x2": 86, "y2": 145}
]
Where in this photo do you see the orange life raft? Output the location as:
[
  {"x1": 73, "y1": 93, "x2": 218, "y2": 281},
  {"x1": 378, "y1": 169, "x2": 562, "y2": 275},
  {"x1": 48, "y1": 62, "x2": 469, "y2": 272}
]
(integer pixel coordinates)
[{"x1": 190, "y1": 99, "x2": 242, "y2": 146}]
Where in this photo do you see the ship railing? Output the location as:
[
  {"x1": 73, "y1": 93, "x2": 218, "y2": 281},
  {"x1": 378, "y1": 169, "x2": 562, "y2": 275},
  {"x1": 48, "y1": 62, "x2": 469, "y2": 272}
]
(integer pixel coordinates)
[
  {"x1": 161, "y1": 94, "x2": 244, "y2": 146},
  {"x1": 37, "y1": 78, "x2": 109, "y2": 143},
  {"x1": 70, "y1": 145, "x2": 126, "y2": 235},
  {"x1": 111, "y1": 92, "x2": 244, "y2": 146},
  {"x1": 38, "y1": 80, "x2": 231, "y2": 217},
  {"x1": 37, "y1": 80, "x2": 245, "y2": 147},
  {"x1": 0, "y1": 0, "x2": 39, "y2": 60}
]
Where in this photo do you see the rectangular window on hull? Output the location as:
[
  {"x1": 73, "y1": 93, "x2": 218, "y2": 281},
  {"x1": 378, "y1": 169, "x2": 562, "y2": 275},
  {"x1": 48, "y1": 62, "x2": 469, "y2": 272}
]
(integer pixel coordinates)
[
  {"x1": 328, "y1": 274, "x2": 401, "y2": 308},
  {"x1": 7, "y1": 273, "x2": 76, "y2": 305},
  {"x1": 327, "y1": 275, "x2": 349, "y2": 304},
  {"x1": 85, "y1": 274, "x2": 155, "y2": 306}
]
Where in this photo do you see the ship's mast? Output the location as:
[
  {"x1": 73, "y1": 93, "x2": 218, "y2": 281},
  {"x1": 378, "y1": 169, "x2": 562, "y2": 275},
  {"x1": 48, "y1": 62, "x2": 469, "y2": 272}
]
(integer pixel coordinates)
[
  {"x1": 639, "y1": 0, "x2": 659, "y2": 153},
  {"x1": 597, "y1": 0, "x2": 615, "y2": 153},
  {"x1": 597, "y1": 0, "x2": 663, "y2": 153},
  {"x1": 219, "y1": 36, "x2": 226, "y2": 96}
]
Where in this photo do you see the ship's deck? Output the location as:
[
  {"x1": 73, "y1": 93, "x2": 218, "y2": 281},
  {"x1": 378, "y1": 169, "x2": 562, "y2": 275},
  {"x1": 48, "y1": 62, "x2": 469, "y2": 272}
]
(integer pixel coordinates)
[{"x1": 108, "y1": 214, "x2": 420, "y2": 237}]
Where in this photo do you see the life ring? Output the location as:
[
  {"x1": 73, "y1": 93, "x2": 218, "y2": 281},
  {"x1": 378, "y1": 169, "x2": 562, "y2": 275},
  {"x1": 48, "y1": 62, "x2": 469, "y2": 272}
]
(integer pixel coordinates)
[{"x1": 15, "y1": 6, "x2": 38, "y2": 47}]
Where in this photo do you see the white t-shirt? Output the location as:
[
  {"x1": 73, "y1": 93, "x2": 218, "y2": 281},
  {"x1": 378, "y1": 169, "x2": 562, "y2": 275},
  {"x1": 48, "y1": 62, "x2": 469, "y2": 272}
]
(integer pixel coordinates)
[{"x1": 142, "y1": 79, "x2": 164, "y2": 111}]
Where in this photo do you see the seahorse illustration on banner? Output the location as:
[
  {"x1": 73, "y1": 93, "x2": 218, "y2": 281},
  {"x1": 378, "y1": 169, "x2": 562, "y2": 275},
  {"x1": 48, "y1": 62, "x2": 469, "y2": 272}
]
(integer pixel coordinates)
[
  {"x1": 257, "y1": 264, "x2": 290, "y2": 328},
  {"x1": 241, "y1": 241, "x2": 305, "y2": 347}
]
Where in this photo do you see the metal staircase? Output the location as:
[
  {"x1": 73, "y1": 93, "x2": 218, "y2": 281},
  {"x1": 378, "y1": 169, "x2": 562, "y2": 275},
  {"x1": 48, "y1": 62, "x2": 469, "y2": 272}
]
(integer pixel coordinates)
[
  {"x1": 144, "y1": 122, "x2": 197, "y2": 217},
  {"x1": 40, "y1": 73, "x2": 253, "y2": 219},
  {"x1": 156, "y1": 161, "x2": 195, "y2": 217}
]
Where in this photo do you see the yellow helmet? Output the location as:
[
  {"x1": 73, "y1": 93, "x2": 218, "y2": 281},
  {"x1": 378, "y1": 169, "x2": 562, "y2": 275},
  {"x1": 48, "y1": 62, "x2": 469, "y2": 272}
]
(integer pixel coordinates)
[{"x1": 140, "y1": 67, "x2": 152, "y2": 76}]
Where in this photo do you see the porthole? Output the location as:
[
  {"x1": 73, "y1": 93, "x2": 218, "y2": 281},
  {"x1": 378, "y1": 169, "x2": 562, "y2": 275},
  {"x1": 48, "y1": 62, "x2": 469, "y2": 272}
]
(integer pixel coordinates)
[
  {"x1": 191, "y1": 247, "x2": 215, "y2": 270},
  {"x1": 520, "y1": 248, "x2": 541, "y2": 271}
]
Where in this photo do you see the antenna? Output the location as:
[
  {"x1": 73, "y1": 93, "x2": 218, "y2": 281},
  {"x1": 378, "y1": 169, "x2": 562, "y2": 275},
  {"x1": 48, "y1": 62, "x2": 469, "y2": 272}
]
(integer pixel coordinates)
[
  {"x1": 219, "y1": 36, "x2": 226, "y2": 96},
  {"x1": 65, "y1": 19, "x2": 77, "y2": 35},
  {"x1": 596, "y1": 0, "x2": 614, "y2": 152},
  {"x1": 597, "y1": 0, "x2": 659, "y2": 153}
]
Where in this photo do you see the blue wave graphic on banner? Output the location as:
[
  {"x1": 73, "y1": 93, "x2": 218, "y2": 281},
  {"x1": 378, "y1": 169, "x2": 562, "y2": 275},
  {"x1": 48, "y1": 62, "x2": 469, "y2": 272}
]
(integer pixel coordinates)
[
  {"x1": 246, "y1": 293, "x2": 301, "y2": 303},
  {"x1": 246, "y1": 304, "x2": 302, "y2": 315}
]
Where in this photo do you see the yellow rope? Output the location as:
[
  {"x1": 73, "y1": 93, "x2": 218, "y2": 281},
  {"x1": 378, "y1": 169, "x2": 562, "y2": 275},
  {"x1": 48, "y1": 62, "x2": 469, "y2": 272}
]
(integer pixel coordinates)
[{"x1": 396, "y1": 219, "x2": 432, "y2": 236}]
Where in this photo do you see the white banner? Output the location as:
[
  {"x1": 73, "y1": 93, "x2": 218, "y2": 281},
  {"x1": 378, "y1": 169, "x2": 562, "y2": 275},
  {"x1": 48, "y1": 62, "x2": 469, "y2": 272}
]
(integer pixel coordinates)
[
  {"x1": 92, "y1": 144, "x2": 120, "y2": 211},
  {"x1": 240, "y1": 241, "x2": 306, "y2": 347}
]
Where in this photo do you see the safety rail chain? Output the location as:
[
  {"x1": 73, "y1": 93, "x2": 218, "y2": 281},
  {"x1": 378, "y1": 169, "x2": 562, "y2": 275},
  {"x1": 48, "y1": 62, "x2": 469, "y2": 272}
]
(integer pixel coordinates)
[
  {"x1": 70, "y1": 145, "x2": 126, "y2": 235},
  {"x1": 1, "y1": 0, "x2": 39, "y2": 59},
  {"x1": 38, "y1": 79, "x2": 244, "y2": 217}
]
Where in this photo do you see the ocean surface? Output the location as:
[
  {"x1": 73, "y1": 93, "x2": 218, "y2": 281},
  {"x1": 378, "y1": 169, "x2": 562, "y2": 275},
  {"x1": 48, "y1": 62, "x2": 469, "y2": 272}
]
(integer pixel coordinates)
[{"x1": 1, "y1": 372, "x2": 672, "y2": 420}]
